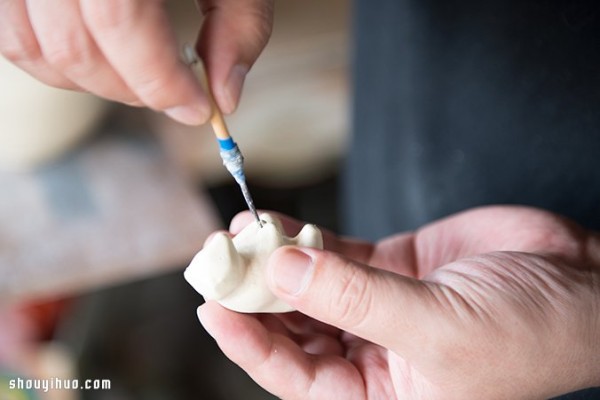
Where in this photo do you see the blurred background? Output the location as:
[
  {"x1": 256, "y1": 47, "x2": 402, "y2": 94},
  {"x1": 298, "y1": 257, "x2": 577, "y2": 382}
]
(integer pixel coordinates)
[{"x1": 0, "y1": 0, "x2": 349, "y2": 399}]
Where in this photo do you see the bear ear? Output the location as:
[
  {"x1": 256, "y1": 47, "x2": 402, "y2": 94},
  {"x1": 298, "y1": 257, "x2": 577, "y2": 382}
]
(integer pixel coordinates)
[
  {"x1": 184, "y1": 233, "x2": 244, "y2": 300},
  {"x1": 294, "y1": 224, "x2": 323, "y2": 249},
  {"x1": 204, "y1": 232, "x2": 237, "y2": 259}
]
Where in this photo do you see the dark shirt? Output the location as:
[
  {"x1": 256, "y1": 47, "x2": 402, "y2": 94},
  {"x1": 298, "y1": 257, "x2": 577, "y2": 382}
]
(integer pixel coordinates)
[
  {"x1": 345, "y1": 1, "x2": 600, "y2": 398},
  {"x1": 346, "y1": 0, "x2": 600, "y2": 239}
]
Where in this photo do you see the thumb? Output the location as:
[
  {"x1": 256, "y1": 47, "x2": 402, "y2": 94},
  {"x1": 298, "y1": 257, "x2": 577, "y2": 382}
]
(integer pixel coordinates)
[
  {"x1": 267, "y1": 246, "x2": 443, "y2": 355},
  {"x1": 196, "y1": 0, "x2": 274, "y2": 113}
]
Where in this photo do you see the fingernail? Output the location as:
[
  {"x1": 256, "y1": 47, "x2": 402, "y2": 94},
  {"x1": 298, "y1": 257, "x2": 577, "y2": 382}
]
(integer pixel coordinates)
[
  {"x1": 272, "y1": 248, "x2": 314, "y2": 296},
  {"x1": 222, "y1": 64, "x2": 248, "y2": 114},
  {"x1": 165, "y1": 104, "x2": 210, "y2": 126},
  {"x1": 196, "y1": 306, "x2": 215, "y2": 339}
]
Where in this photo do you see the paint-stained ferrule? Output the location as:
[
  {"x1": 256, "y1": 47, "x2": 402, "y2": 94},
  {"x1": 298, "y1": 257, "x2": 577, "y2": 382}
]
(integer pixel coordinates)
[
  {"x1": 219, "y1": 139, "x2": 263, "y2": 227},
  {"x1": 219, "y1": 140, "x2": 245, "y2": 185}
]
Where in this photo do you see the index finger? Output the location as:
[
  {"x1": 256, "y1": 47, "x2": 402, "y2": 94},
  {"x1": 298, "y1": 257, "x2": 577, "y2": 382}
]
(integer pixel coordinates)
[
  {"x1": 80, "y1": 0, "x2": 210, "y2": 124},
  {"x1": 198, "y1": 301, "x2": 366, "y2": 400}
]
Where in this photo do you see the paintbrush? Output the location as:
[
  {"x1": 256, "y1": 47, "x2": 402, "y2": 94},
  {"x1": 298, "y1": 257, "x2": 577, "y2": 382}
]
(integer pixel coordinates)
[{"x1": 183, "y1": 44, "x2": 262, "y2": 227}]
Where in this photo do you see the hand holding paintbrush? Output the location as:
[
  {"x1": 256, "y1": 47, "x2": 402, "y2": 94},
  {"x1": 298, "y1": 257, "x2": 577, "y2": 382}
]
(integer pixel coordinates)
[{"x1": 183, "y1": 44, "x2": 262, "y2": 227}]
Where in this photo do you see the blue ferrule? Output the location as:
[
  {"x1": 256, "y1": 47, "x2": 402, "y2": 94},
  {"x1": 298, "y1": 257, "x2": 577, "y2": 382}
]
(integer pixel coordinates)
[{"x1": 218, "y1": 137, "x2": 236, "y2": 150}]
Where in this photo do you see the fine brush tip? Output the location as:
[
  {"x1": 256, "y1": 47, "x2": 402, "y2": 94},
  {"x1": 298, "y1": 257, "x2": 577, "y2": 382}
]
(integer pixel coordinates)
[
  {"x1": 239, "y1": 181, "x2": 263, "y2": 228},
  {"x1": 253, "y1": 210, "x2": 264, "y2": 228}
]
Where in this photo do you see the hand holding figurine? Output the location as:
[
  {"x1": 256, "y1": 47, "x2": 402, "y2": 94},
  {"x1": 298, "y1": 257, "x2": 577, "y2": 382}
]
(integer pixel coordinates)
[
  {"x1": 0, "y1": 0, "x2": 274, "y2": 125},
  {"x1": 185, "y1": 213, "x2": 323, "y2": 313},
  {"x1": 199, "y1": 207, "x2": 600, "y2": 399}
]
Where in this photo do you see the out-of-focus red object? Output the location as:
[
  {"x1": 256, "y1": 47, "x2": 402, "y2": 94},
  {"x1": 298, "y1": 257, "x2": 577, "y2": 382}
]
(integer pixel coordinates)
[
  {"x1": 0, "y1": 298, "x2": 71, "y2": 364},
  {"x1": 18, "y1": 298, "x2": 72, "y2": 341}
]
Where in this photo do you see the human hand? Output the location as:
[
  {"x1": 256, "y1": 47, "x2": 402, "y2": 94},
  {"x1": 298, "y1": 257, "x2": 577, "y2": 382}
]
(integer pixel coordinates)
[
  {"x1": 198, "y1": 206, "x2": 600, "y2": 399},
  {"x1": 0, "y1": 0, "x2": 273, "y2": 125}
]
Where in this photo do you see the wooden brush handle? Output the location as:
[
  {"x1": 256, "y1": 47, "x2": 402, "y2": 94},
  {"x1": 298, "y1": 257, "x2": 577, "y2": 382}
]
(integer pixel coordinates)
[
  {"x1": 183, "y1": 44, "x2": 231, "y2": 140},
  {"x1": 204, "y1": 74, "x2": 231, "y2": 140}
]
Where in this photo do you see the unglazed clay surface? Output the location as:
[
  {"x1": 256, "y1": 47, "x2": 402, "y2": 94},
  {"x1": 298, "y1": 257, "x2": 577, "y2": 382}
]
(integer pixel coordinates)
[{"x1": 184, "y1": 213, "x2": 323, "y2": 313}]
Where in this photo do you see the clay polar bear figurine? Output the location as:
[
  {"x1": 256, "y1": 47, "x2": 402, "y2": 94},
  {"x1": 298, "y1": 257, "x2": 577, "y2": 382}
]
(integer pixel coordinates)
[{"x1": 184, "y1": 213, "x2": 323, "y2": 313}]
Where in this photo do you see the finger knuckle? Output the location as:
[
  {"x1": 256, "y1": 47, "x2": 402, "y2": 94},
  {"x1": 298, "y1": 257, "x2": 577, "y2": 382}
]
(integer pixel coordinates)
[
  {"x1": 133, "y1": 74, "x2": 173, "y2": 110},
  {"x1": 236, "y1": 3, "x2": 274, "y2": 53},
  {"x1": 247, "y1": 1, "x2": 274, "y2": 38},
  {"x1": 0, "y1": 40, "x2": 39, "y2": 64},
  {"x1": 43, "y1": 39, "x2": 92, "y2": 72},
  {"x1": 83, "y1": 0, "x2": 137, "y2": 30},
  {"x1": 1, "y1": 46, "x2": 25, "y2": 63},
  {"x1": 329, "y1": 264, "x2": 372, "y2": 328}
]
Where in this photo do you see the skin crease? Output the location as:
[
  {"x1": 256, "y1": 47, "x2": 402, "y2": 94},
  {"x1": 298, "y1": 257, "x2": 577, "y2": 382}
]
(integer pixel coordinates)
[
  {"x1": 198, "y1": 206, "x2": 600, "y2": 400},
  {"x1": 0, "y1": 0, "x2": 273, "y2": 370},
  {"x1": 2, "y1": 3, "x2": 599, "y2": 398},
  {"x1": 0, "y1": 0, "x2": 274, "y2": 124}
]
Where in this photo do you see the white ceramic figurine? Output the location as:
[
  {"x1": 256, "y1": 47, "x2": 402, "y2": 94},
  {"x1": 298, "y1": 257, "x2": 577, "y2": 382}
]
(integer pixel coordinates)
[{"x1": 184, "y1": 213, "x2": 323, "y2": 313}]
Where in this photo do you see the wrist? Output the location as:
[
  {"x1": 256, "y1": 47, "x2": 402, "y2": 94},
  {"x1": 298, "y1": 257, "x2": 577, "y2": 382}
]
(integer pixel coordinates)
[
  {"x1": 545, "y1": 232, "x2": 600, "y2": 395},
  {"x1": 585, "y1": 232, "x2": 600, "y2": 385}
]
